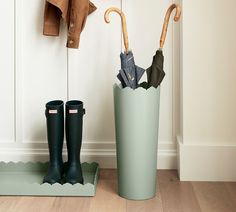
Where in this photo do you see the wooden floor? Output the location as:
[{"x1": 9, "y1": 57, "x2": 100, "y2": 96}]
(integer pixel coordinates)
[{"x1": 0, "y1": 169, "x2": 236, "y2": 212}]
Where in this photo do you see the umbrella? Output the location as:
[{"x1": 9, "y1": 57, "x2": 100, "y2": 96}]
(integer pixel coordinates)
[
  {"x1": 105, "y1": 8, "x2": 145, "y2": 89},
  {"x1": 118, "y1": 51, "x2": 145, "y2": 89},
  {"x1": 147, "y1": 4, "x2": 181, "y2": 88}
]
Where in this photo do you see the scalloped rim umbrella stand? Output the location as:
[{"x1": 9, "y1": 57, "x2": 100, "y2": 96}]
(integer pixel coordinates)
[{"x1": 105, "y1": 7, "x2": 161, "y2": 200}]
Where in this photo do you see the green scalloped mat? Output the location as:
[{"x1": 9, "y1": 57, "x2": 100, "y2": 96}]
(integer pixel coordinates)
[{"x1": 0, "y1": 162, "x2": 99, "y2": 196}]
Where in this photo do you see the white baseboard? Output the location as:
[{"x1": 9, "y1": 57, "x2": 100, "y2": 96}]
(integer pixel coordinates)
[
  {"x1": 177, "y1": 137, "x2": 236, "y2": 181},
  {"x1": 0, "y1": 141, "x2": 177, "y2": 169}
]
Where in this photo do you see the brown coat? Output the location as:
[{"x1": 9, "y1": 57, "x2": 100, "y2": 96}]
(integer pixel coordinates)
[{"x1": 43, "y1": 0, "x2": 97, "y2": 48}]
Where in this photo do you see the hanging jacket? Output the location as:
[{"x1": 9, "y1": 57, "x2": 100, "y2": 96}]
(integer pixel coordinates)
[{"x1": 43, "y1": 0, "x2": 97, "y2": 48}]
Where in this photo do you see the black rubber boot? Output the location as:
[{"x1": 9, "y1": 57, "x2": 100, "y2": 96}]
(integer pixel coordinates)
[
  {"x1": 65, "y1": 100, "x2": 85, "y2": 184},
  {"x1": 43, "y1": 100, "x2": 64, "y2": 184}
]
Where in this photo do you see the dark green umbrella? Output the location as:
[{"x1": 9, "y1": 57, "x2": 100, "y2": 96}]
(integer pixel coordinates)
[
  {"x1": 105, "y1": 7, "x2": 145, "y2": 89},
  {"x1": 147, "y1": 4, "x2": 181, "y2": 88},
  {"x1": 146, "y1": 50, "x2": 165, "y2": 88}
]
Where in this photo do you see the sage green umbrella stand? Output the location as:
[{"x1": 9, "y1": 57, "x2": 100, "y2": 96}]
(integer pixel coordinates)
[{"x1": 113, "y1": 84, "x2": 160, "y2": 200}]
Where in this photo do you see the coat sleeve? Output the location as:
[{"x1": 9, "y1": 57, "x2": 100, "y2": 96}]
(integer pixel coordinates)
[
  {"x1": 67, "y1": 0, "x2": 97, "y2": 48},
  {"x1": 43, "y1": 0, "x2": 69, "y2": 36}
]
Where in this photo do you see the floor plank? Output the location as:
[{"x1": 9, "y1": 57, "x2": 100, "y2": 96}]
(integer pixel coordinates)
[
  {"x1": 0, "y1": 196, "x2": 21, "y2": 212},
  {"x1": 12, "y1": 196, "x2": 56, "y2": 212},
  {"x1": 192, "y1": 182, "x2": 236, "y2": 212},
  {"x1": 225, "y1": 182, "x2": 236, "y2": 206},
  {"x1": 158, "y1": 170, "x2": 201, "y2": 212},
  {"x1": 89, "y1": 179, "x2": 126, "y2": 212},
  {"x1": 53, "y1": 196, "x2": 91, "y2": 212}
]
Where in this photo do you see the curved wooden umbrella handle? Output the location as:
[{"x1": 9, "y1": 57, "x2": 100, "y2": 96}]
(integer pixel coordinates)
[
  {"x1": 104, "y1": 7, "x2": 129, "y2": 53},
  {"x1": 160, "y1": 4, "x2": 181, "y2": 49}
]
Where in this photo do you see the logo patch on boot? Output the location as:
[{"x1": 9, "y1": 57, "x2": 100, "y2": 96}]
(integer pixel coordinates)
[
  {"x1": 69, "y1": 109, "x2": 78, "y2": 114},
  {"x1": 49, "y1": 110, "x2": 58, "y2": 114}
]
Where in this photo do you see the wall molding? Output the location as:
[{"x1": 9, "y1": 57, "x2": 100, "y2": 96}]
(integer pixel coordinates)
[
  {"x1": 0, "y1": 141, "x2": 176, "y2": 169},
  {"x1": 177, "y1": 137, "x2": 236, "y2": 182},
  {"x1": 14, "y1": 0, "x2": 23, "y2": 143}
]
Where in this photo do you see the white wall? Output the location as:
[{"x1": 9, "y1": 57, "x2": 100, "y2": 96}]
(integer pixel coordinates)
[
  {"x1": 0, "y1": 0, "x2": 178, "y2": 168},
  {"x1": 178, "y1": 0, "x2": 236, "y2": 181}
]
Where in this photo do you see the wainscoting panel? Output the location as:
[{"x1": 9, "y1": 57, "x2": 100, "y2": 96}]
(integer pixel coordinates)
[
  {"x1": 0, "y1": 0, "x2": 15, "y2": 143},
  {"x1": 19, "y1": 0, "x2": 68, "y2": 143}
]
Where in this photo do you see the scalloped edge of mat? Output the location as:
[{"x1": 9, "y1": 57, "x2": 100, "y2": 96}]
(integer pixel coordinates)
[{"x1": 0, "y1": 162, "x2": 99, "y2": 196}]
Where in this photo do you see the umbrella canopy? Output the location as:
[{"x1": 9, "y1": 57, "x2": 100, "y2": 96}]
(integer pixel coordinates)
[
  {"x1": 118, "y1": 51, "x2": 145, "y2": 89},
  {"x1": 147, "y1": 4, "x2": 181, "y2": 88},
  {"x1": 146, "y1": 50, "x2": 165, "y2": 88},
  {"x1": 105, "y1": 8, "x2": 145, "y2": 89}
]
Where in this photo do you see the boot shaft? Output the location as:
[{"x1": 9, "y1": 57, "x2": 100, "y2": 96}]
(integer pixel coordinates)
[
  {"x1": 45, "y1": 100, "x2": 64, "y2": 163},
  {"x1": 66, "y1": 100, "x2": 85, "y2": 163}
]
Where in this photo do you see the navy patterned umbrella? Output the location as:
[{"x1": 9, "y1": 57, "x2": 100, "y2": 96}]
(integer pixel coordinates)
[
  {"x1": 105, "y1": 8, "x2": 145, "y2": 89},
  {"x1": 118, "y1": 51, "x2": 145, "y2": 89}
]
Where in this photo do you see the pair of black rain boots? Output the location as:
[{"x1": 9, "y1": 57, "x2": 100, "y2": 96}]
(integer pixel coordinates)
[{"x1": 43, "y1": 100, "x2": 85, "y2": 185}]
